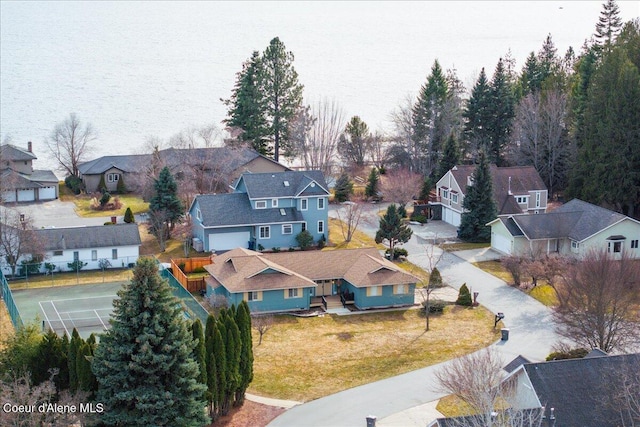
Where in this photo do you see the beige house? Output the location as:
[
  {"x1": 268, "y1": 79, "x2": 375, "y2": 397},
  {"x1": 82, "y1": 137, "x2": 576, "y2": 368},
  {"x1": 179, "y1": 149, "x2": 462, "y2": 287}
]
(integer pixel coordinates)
[
  {"x1": 77, "y1": 147, "x2": 288, "y2": 194},
  {"x1": 488, "y1": 199, "x2": 640, "y2": 258},
  {"x1": 432, "y1": 165, "x2": 547, "y2": 227},
  {"x1": 0, "y1": 142, "x2": 58, "y2": 203}
]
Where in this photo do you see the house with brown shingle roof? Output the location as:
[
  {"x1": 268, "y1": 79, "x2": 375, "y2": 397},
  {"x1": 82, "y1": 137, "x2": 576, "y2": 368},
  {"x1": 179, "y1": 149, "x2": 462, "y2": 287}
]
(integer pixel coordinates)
[
  {"x1": 431, "y1": 165, "x2": 548, "y2": 227},
  {"x1": 204, "y1": 247, "x2": 419, "y2": 313}
]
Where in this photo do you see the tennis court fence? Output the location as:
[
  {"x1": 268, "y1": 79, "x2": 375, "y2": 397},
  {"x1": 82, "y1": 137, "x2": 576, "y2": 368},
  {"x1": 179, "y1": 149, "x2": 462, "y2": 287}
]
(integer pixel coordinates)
[
  {"x1": 160, "y1": 266, "x2": 209, "y2": 325},
  {"x1": 0, "y1": 269, "x2": 23, "y2": 329}
]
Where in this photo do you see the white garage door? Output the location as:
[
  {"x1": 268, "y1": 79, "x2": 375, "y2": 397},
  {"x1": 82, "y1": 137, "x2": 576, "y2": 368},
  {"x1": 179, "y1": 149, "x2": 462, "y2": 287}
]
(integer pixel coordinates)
[
  {"x1": 443, "y1": 207, "x2": 462, "y2": 227},
  {"x1": 450, "y1": 210, "x2": 461, "y2": 227},
  {"x1": 209, "y1": 231, "x2": 250, "y2": 251},
  {"x1": 39, "y1": 186, "x2": 57, "y2": 200},
  {"x1": 1, "y1": 191, "x2": 16, "y2": 202},
  {"x1": 492, "y1": 233, "x2": 512, "y2": 255},
  {"x1": 17, "y1": 189, "x2": 35, "y2": 202}
]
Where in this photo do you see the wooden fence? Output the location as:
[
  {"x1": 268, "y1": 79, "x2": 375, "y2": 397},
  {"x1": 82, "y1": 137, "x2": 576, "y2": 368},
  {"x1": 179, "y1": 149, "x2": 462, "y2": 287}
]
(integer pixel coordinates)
[{"x1": 170, "y1": 256, "x2": 214, "y2": 294}]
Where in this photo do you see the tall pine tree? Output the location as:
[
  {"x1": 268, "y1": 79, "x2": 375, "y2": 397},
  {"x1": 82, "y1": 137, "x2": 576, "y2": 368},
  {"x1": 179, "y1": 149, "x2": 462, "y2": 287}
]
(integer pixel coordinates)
[
  {"x1": 262, "y1": 37, "x2": 304, "y2": 161},
  {"x1": 595, "y1": 0, "x2": 623, "y2": 48},
  {"x1": 222, "y1": 51, "x2": 271, "y2": 155},
  {"x1": 463, "y1": 68, "x2": 492, "y2": 158},
  {"x1": 487, "y1": 58, "x2": 515, "y2": 166},
  {"x1": 205, "y1": 314, "x2": 219, "y2": 420},
  {"x1": 91, "y1": 258, "x2": 208, "y2": 427},
  {"x1": 458, "y1": 151, "x2": 497, "y2": 242},
  {"x1": 191, "y1": 319, "x2": 207, "y2": 395},
  {"x1": 235, "y1": 301, "x2": 253, "y2": 406},
  {"x1": 67, "y1": 328, "x2": 81, "y2": 392},
  {"x1": 149, "y1": 166, "x2": 183, "y2": 238},
  {"x1": 437, "y1": 133, "x2": 461, "y2": 179}
]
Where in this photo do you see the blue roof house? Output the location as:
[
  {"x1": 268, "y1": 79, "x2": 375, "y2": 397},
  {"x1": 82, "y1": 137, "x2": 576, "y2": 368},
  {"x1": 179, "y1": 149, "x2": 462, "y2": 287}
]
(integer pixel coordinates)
[{"x1": 189, "y1": 170, "x2": 330, "y2": 252}]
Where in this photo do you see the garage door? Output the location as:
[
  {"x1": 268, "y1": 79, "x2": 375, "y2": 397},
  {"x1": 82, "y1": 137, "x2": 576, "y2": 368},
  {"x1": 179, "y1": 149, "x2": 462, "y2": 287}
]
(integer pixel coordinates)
[
  {"x1": 450, "y1": 210, "x2": 461, "y2": 227},
  {"x1": 1, "y1": 191, "x2": 16, "y2": 202},
  {"x1": 39, "y1": 186, "x2": 57, "y2": 200},
  {"x1": 443, "y1": 207, "x2": 462, "y2": 227},
  {"x1": 492, "y1": 233, "x2": 512, "y2": 255},
  {"x1": 17, "y1": 189, "x2": 35, "y2": 202},
  {"x1": 209, "y1": 231, "x2": 250, "y2": 251}
]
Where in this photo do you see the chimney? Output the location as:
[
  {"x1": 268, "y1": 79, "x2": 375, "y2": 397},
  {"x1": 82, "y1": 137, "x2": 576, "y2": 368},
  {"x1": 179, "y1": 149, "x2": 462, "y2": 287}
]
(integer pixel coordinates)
[
  {"x1": 27, "y1": 141, "x2": 32, "y2": 152},
  {"x1": 508, "y1": 176, "x2": 512, "y2": 195}
]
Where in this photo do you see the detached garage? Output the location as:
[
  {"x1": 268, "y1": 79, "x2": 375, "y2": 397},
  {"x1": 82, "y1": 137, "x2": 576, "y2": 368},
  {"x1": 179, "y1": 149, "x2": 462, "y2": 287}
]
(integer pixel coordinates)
[{"x1": 209, "y1": 231, "x2": 250, "y2": 252}]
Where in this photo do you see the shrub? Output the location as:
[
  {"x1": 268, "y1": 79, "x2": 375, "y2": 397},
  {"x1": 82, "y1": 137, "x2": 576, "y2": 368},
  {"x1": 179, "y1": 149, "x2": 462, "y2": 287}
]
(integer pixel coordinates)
[
  {"x1": 385, "y1": 247, "x2": 408, "y2": 260},
  {"x1": 456, "y1": 283, "x2": 473, "y2": 306},
  {"x1": 104, "y1": 221, "x2": 115, "y2": 225},
  {"x1": 411, "y1": 214, "x2": 428, "y2": 224},
  {"x1": 97, "y1": 174, "x2": 107, "y2": 193},
  {"x1": 178, "y1": 262, "x2": 186, "y2": 272},
  {"x1": 192, "y1": 266, "x2": 207, "y2": 274},
  {"x1": 100, "y1": 191, "x2": 111, "y2": 207},
  {"x1": 420, "y1": 299, "x2": 447, "y2": 314},
  {"x1": 116, "y1": 175, "x2": 127, "y2": 193},
  {"x1": 44, "y1": 262, "x2": 56, "y2": 274},
  {"x1": 64, "y1": 175, "x2": 84, "y2": 194},
  {"x1": 272, "y1": 247, "x2": 281, "y2": 253},
  {"x1": 257, "y1": 244, "x2": 265, "y2": 251},
  {"x1": 124, "y1": 207, "x2": 135, "y2": 223},
  {"x1": 19, "y1": 256, "x2": 43, "y2": 275},
  {"x1": 296, "y1": 230, "x2": 313, "y2": 250},
  {"x1": 398, "y1": 204, "x2": 407, "y2": 218},
  {"x1": 429, "y1": 267, "x2": 443, "y2": 287},
  {"x1": 317, "y1": 234, "x2": 326, "y2": 249},
  {"x1": 67, "y1": 260, "x2": 87, "y2": 272},
  {"x1": 546, "y1": 348, "x2": 589, "y2": 361}
]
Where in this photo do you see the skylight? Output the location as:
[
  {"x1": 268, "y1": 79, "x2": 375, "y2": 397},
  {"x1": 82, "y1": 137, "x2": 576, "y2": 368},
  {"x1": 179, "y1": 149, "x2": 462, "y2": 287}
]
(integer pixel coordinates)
[
  {"x1": 284, "y1": 180, "x2": 289, "y2": 186},
  {"x1": 280, "y1": 208, "x2": 286, "y2": 216}
]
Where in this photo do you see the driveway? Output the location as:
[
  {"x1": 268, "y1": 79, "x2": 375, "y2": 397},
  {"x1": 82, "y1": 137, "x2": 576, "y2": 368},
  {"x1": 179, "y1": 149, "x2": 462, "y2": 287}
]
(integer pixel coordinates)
[
  {"x1": 2, "y1": 200, "x2": 115, "y2": 228},
  {"x1": 268, "y1": 223, "x2": 562, "y2": 427}
]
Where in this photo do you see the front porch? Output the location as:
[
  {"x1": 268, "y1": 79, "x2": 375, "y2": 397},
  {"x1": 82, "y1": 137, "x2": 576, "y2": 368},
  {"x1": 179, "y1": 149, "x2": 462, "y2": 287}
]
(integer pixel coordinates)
[{"x1": 310, "y1": 294, "x2": 355, "y2": 313}]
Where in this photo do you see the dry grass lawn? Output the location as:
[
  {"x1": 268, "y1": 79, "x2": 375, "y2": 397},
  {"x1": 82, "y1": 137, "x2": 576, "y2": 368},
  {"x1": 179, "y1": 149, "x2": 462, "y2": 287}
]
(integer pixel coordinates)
[
  {"x1": 440, "y1": 242, "x2": 490, "y2": 252},
  {"x1": 528, "y1": 284, "x2": 559, "y2": 307},
  {"x1": 8, "y1": 269, "x2": 133, "y2": 290},
  {"x1": 326, "y1": 217, "x2": 385, "y2": 250},
  {"x1": 70, "y1": 194, "x2": 149, "y2": 218},
  {"x1": 0, "y1": 302, "x2": 14, "y2": 351},
  {"x1": 436, "y1": 394, "x2": 476, "y2": 417},
  {"x1": 250, "y1": 306, "x2": 500, "y2": 402},
  {"x1": 472, "y1": 260, "x2": 512, "y2": 283}
]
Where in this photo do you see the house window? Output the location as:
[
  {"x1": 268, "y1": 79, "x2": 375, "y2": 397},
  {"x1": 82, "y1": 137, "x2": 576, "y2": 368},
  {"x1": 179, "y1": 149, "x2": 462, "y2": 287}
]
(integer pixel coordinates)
[
  {"x1": 256, "y1": 200, "x2": 267, "y2": 209},
  {"x1": 272, "y1": 199, "x2": 278, "y2": 208},
  {"x1": 535, "y1": 192, "x2": 541, "y2": 208},
  {"x1": 395, "y1": 284, "x2": 407, "y2": 294},
  {"x1": 282, "y1": 224, "x2": 293, "y2": 235},
  {"x1": 451, "y1": 193, "x2": 458, "y2": 204},
  {"x1": 442, "y1": 189, "x2": 449, "y2": 200},
  {"x1": 288, "y1": 288, "x2": 300, "y2": 298},
  {"x1": 73, "y1": 251, "x2": 79, "y2": 262},
  {"x1": 632, "y1": 240, "x2": 639, "y2": 249},
  {"x1": 196, "y1": 209, "x2": 202, "y2": 221},
  {"x1": 92, "y1": 250, "x2": 97, "y2": 261},
  {"x1": 259, "y1": 226, "x2": 270, "y2": 239},
  {"x1": 301, "y1": 198, "x2": 308, "y2": 211},
  {"x1": 247, "y1": 291, "x2": 260, "y2": 301},
  {"x1": 107, "y1": 173, "x2": 119, "y2": 183},
  {"x1": 318, "y1": 220, "x2": 324, "y2": 234},
  {"x1": 318, "y1": 197, "x2": 325, "y2": 210},
  {"x1": 53, "y1": 250, "x2": 63, "y2": 256},
  {"x1": 516, "y1": 196, "x2": 528, "y2": 204},
  {"x1": 112, "y1": 249, "x2": 118, "y2": 260},
  {"x1": 608, "y1": 241, "x2": 622, "y2": 253},
  {"x1": 367, "y1": 286, "x2": 381, "y2": 297},
  {"x1": 571, "y1": 241, "x2": 579, "y2": 250},
  {"x1": 301, "y1": 222, "x2": 307, "y2": 232}
]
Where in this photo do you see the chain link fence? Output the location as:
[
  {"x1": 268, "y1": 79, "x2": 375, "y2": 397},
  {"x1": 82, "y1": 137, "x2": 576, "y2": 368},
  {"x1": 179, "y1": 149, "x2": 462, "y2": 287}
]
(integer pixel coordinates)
[{"x1": 0, "y1": 269, "x2": 23, "y2": 329}]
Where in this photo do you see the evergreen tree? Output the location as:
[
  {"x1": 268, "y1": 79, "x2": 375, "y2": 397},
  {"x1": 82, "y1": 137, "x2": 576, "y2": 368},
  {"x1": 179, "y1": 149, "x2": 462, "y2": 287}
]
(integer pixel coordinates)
[
  {"x1": 429, "y1": 267, "x2": 443, "y2": 287},
  {"x1": 76, "y1": 340, "x2": 98, "y2": 397},
  {"x1": 149, "y1": 166, "x2": 183, "y2": 234},
  {"x1": 518, "y1": 52, "x2": 542, "y2": 97},
  {"x1": 97, "y1": 174, "x2": 107, "y2": 193},
  {"x1": 365, "y1": 167, "x2": 379, "y2": 199},
  {"x1": 91, "y1": 258, "x2": 208, "y2": 427},
  {"x1": 116, "y1": 174, "x2": 127, "y2": 193},
  {"x1": 333, "y1": 172, "x2": 353, "y2": 203},
  {"x1": 537, "y1": 34, "x2": 560, "y2": 85},
  {"x1": 375, "y1": 204, "x2": 413, "y2": 260},
  {"x1": 68, "y1": 328, "x2": 81, "y2": 392},
  {"x1": 458, "y1": 151, "x2": 497, "y2": 242},
  {"x1": 223, "y1": 51, "x2": 271, "y2": 155},
  {"x1": 463, "y1": 68, "x2": 492, "y2": 157},
  {"x1": 412, "y1": 60, "x2": 449, "y2": 176},
  {"x1": 339, "y1": 116, "x2": 372, "y2": 168},
  {"x1": 221, "y1": 311, "x2": 241, "y2": 414},
  {"x1": 262, "y1": 37, "x2": 304, "y2": 161},
  {"x1": 595, "y1": 0, "x2": 623, "y2": 48},
  {"x1": 204, "y1": 314, "x2": 219, "y2": 419},
  {"x1": 456, "y1": 283, "x2": 473, "y2": 306},
  {"x1": 0, "y1": 321, "x2": 41, "y2": 377},
  {"x1": 487, "y1": 58, "x2": 515, "y2": 165},
  {"x1": 123, "y1": 207, "x2": 135, "y2": 224},
  {"x1": 191, "y1": 319, "x2": 207, "y2": 392},
  {"x1": 437, "y1": 133, "x2": 460, "y2": 180},
  {"x1": 235, "y1": 301, "x2": 253, "y2": 406},
  {"x1": 31, "y1": 329, "x2": 69, "y2": 391},
  {"x1": 212, "y1": 324, "x2": 227, "y2": 420},
  {"x1": 418, "y1": 176, "x2": 432, "y2": 202}
]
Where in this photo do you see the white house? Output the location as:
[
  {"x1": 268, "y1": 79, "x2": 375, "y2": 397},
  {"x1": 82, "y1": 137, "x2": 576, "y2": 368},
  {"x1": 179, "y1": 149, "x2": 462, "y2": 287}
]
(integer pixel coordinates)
[
  {"x1": 33, "y1": 224, "x2": 142, "y2": 272},
  {"x1": 432, "y1": 165, "x2": 548, "y2": 227},
  {"x1": 488, "y1": 199, "x2": 640, "y2": 258}
]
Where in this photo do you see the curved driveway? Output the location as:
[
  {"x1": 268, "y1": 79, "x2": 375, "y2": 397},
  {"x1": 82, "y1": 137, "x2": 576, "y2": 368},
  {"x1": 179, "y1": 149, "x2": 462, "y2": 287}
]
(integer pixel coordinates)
[{"x1": 269, "y1": 218, "x2": 562, "y2": 427}]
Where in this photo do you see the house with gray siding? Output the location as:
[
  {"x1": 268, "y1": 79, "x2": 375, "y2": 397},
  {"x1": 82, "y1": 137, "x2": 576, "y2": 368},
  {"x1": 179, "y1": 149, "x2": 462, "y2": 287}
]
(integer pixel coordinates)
[
  {"x1": 432, "y1": 165, "x2": 547, "y2": 227},
  {"x1": 488, "y1": 199, "x2": 640, "y2": 258},
  {"x1": 190, "y1": 170, "x2": 329, "y2": 252},
  {"x1": 1, "y1": 142, "x2": 58, "y2": 203},
  {"x1": 204, "y1": 247, "x2": 418, "y2": 313}
]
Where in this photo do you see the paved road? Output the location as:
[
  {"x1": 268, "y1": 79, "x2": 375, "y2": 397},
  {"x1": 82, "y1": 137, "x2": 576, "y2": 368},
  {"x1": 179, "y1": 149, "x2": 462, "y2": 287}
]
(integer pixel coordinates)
[
  {"x1": 269, "y1": 217, "x2": 562, "y2": 427},
  {"x1": 2, "y1": 199, "x2": 128, "y2": 228}
]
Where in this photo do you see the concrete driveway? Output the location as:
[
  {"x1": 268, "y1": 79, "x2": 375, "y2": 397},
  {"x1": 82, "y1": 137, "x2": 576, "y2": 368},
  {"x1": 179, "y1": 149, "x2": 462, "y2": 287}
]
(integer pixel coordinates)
[
  {"x1": 2, "y1": 200, "x2": 115, "y2": 228},
  {"x1": 268, "y1": 223, "x2": 563, "y2": 427}
]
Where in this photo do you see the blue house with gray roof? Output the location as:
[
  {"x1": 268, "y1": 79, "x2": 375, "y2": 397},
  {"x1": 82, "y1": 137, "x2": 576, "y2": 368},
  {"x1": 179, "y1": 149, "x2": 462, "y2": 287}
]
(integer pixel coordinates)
[{"x1": 189, "y1": 170, "x2": 329, "y2": 252}]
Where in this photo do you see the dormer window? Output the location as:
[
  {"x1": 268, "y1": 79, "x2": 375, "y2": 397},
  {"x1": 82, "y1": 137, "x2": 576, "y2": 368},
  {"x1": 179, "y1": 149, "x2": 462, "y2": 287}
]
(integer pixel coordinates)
[
  {"x1": 272, "y1": 199, "x2": 278, "y2": 208},
  {"x1": 256, "y1": 200, "x2": 267, "y2": 209}
]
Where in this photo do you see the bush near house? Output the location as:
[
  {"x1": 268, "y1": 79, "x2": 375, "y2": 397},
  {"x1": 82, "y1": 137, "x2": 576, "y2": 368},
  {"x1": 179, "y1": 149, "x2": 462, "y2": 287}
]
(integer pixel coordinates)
[{"x1": 456, "y1": 283, "x2": 473, "y2": 306}]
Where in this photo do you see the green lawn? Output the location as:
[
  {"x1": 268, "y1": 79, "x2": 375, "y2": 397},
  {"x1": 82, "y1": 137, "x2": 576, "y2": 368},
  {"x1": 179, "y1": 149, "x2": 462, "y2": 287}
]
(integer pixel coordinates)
[{"x1": 70, "y1": 194, "x2": 149, "y2": 218}]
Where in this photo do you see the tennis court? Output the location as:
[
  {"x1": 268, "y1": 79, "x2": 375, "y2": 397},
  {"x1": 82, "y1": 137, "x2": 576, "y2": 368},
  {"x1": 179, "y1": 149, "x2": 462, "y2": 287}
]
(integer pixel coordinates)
[{"x1": 12, "y1": 282, "x2": 122, "y2": 339}]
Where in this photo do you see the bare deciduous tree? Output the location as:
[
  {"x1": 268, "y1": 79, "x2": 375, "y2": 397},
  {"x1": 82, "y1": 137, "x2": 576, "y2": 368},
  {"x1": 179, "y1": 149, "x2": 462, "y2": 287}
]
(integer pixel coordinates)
[
  {"x1": 252, "y1": 314, "x2": 274, "y2": 346},
  {"x1": 0, "y1": 371, "x2": 57, "y2": 426},
  {"x1": 380, "y1": 168, "x2": 423, "y2": 209},
  {"x1": 44, "y1": 113, "x2": 96, "y2": 177},
  {"x1": 554, "y1": 249, "x2": 640, "y2": 352},
  {"x1": 334, "y1": 201, "x2": 363, "y2": 243},
  {"x1": 148, "y1": 209, "x2": 170, "y2": 252},
  {"x1": 0, "y1": 208, "x2": 43, "y2": 276},
  {"x1": 436, "y1": 348, "x2": 543, "y2": 427}
]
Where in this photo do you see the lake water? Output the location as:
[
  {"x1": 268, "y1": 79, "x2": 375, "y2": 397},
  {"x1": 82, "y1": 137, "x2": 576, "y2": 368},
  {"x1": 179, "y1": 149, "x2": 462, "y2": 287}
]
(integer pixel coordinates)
[{"x1": 1, "y1": 1, "x2": 638, "y2": 172}]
